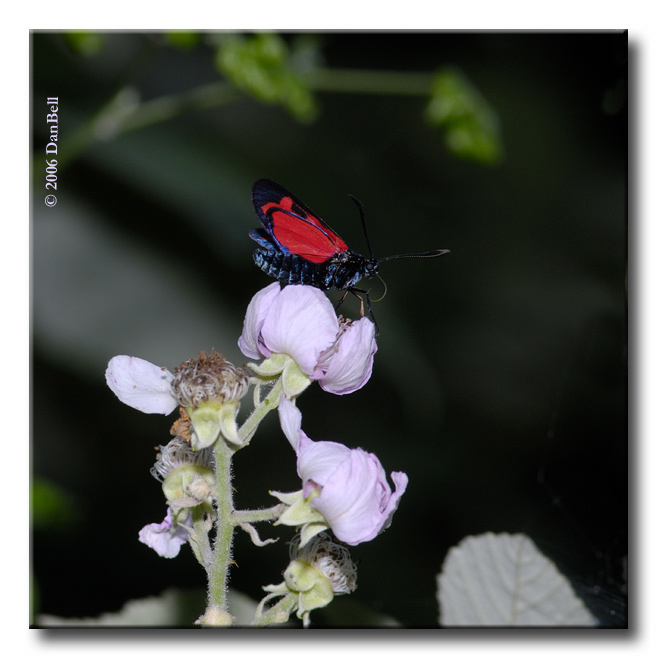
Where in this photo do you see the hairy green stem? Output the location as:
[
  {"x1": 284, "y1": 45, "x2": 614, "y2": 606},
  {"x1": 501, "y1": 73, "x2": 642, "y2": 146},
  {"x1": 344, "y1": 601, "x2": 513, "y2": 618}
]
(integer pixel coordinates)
[
  {"x1": 238, "y1": 375, "x2": 284, "y2": 444},
  {"x1": 206, "y1": 437, "x2": 236, "y2": 613},
  {"x1": 232, "y1": 504, "x2": 286, "y2": 525}
]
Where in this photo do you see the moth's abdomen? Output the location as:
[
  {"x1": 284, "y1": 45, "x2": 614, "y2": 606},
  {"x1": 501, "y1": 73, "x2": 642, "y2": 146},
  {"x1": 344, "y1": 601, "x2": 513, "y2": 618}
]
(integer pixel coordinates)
[{"x1": 253, "y1": 248, "x2": 371, "y2": 291}]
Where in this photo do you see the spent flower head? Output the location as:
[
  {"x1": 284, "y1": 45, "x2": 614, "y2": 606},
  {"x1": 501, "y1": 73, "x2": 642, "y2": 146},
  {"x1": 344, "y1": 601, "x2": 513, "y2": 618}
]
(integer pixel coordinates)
[
  {"x1": 171, "y1": 350, "x2": 249, "y2": 408},
  {"x1": 150, "y1": 435, "x2": 214, "y2": 482},
  {"x1": 171, "y1": 350, "x2": 250, "y2": 449},
  {"x1": 150, "y1": 436, "x2": 216, "y2": 511},
  {"x1": 291, "y1": 531, "x2": 357, "y2": 595},
  {"x1": 255, "y1": 532, "x2": 357, "y2": 627}
]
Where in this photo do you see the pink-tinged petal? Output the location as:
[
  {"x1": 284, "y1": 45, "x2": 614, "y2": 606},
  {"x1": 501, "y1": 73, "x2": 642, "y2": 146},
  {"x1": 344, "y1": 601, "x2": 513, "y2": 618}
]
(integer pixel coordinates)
[
  {"x1": 238, "y1": 282, "x2": 281, "y2": 359},
  {"x1": 278, "y1": 396, "x2": 303, "y2": 451},
  {"x1": 317, "y1": 318, "x2": 377, "y2": 395},
  {"x1": 138, "y1": 508, "x2": 189, "y2": 558},
  {"x1": 310, "y1": 449, "x2": 384, "y2": 544},
  {"x1": 105, "y1": 355, "x2": 177, "y2": 414},
  {"x1": 260, "y1": 286, "x2": 338, "y2": 377},
  {"x1": 297, "y1": 437, "x2": 353, "y2": 487},
  {"x1": 380, "y1": 471, "x2": 409, "y2": 532}
]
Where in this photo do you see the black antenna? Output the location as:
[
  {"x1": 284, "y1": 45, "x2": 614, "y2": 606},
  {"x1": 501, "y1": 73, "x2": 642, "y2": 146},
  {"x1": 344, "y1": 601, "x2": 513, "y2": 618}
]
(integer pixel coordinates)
[
  {"x1": 348, "y1": 194, "x2": 376, "y2": 260},
  {"x1": 342, "y1": 190, "x2": 449, "y2": 335},
  {"x1": 378, "y1": 248, "x2": 450, "y2": 262},
  {"x1": 348, "y1": 193, "x2": 450, "y2": 262}
]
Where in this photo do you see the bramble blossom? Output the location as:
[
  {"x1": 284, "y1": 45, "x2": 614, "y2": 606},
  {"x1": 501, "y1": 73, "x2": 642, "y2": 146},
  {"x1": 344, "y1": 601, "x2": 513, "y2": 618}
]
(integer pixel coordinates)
[
  {"x1": 238, "y1": 283, "x2": 377, "y2": 395},
  {"x1": 273, "y1": 397, "x2": 408, "y2": 546}
]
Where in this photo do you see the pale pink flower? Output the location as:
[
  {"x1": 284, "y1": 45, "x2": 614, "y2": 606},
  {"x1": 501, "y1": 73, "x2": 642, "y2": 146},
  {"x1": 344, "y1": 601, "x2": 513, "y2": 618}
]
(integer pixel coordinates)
[
  {"x1": 138, "y1": 507, "x2": 190, "y2": 558},
  {"x1": 278, "y1": 397, "x2": 408, "y2": 545},
  {"x1": 239, "y1": 283, "x2": 377, "y2": 395}
]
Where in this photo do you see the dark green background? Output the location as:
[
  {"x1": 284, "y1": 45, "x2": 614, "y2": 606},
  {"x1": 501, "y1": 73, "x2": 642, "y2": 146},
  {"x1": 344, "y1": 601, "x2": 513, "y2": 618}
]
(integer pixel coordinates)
[{"x1": 31, "y1": 31, "x2": 627, "y2": 627}]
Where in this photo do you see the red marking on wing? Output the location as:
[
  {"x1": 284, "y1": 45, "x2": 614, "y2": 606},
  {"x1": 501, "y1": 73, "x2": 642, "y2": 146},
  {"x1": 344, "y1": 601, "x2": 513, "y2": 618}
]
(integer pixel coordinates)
[{"x1": 261, "y1": 196, "x2": 349, "y2": 264}]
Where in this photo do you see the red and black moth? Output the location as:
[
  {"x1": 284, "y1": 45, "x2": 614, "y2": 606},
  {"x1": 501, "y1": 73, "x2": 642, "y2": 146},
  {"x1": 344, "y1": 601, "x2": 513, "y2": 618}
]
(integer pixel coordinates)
[{"x1": 249, "y1": 179, "x2": 449, "y2": 327}]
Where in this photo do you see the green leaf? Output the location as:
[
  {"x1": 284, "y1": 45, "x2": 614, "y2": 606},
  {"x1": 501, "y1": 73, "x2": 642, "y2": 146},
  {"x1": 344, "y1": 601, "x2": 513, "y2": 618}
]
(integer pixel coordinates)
[
  {"x1": 31, "y1": 478, "x2": 75, "y2": 529},
  {"x1": 215, "y1": 34, "x2": 318, "y2": 122},
  {"x1": 426, "y1": 67, "x2": 503, "y2": 164}
]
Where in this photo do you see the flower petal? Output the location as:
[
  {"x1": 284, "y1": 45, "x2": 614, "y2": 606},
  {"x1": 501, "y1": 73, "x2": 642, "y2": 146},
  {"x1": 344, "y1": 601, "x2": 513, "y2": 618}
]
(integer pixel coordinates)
[
  {"x1": 138, "y1": 508, "x2": 190, "y2": 558},
  {"x1": 105, "y1": 355, "x2": 177, "y2": 414},
  {"x1": 317, "y1": 318, "x2": 377, "y2": 394},
  {"x1": 278, "y1": 395, "x2": 303, "y2": 451},
  {"x1": 296, "y1": 436, "x2": 353, "y2": 487},
  {"x1": 260, "y1": 286, "x2": 338, "y2": 377},
  {"x1": 238, "y1": 282, "x2": 281, "y2": 359},
  {"x1": 380, "y1": 471, "x2": 409, "y2": 532}
]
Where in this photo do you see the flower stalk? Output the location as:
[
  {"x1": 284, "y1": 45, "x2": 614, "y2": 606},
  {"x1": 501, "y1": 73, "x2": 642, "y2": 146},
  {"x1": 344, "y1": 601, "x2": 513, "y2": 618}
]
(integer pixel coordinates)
[
  {"x1": 203, "y1": 435, "x2": 236, "y2": 622},
  {"x1": 238, "y1": 373, "x2": 284, "y2": 445}
]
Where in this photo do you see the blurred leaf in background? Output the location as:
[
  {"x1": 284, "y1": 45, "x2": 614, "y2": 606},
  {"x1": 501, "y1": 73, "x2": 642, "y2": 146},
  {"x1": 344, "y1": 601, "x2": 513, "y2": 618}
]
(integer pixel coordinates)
[
  {"x1": 215, "y1": 33, "x2": 319, "y2": 122},
  {"x1": 63, "y1": 31, "x2": 106, "y2": 57},
  {"x1": 426, "y1": 66, "x2": 503, "y2": 164},
  {"x1": 31, "y1": 478, "x2": 76, "y2": 530}
]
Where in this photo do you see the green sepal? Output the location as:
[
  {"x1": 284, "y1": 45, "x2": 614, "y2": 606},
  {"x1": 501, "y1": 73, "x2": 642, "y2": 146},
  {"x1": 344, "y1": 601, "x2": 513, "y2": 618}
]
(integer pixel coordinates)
[
  {"x1": 249, "y1": 354, "x2": 312, "y2": 399},
  {"x1": 271, "y1": 489, "x2": 326, "y2": 528},
  {"x1": 280, "y1": 359, "x2": 312, "y2": 398},
  {"x1": 187, "y1": 399, "x2": 241, "y2": 449},
  {"x1": 285, "y1": 560, "x2": 334, "y2": 616}
]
